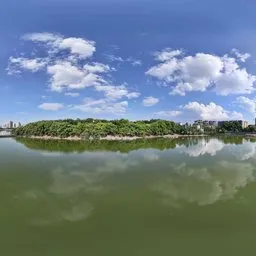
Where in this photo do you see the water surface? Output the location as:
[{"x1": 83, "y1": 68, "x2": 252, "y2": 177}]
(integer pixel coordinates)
[{"x1": 1, "y1": 137, "x2": 256, "y2": 256}]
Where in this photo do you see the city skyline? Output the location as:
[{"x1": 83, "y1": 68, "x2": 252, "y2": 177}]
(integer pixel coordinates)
[
  {"x1": 0, "y1": 121, "x2": 22, "y2": 129},
  {"x1": 1, "y1": 0, "x2": 256, "y2": 124}
]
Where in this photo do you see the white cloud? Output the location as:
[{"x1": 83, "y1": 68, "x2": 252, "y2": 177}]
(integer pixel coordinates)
[
  {"x1": 231, "y1": 48, "x2": 251, "y2": 62},
  {"x1": 72, "y1": 98, "x2": 128, "y2": 114},
  {"x1": 215, "y1": 67, "x2": 255, "y2": 96},
  {"x1": 84, "y1": 62, "x2": 112, "y2": 73},
  {"x1": 9, "y1": 32, "x2": 140, "y2": 104},
  {"x1": 183, "y1": 101, "x2": 244, "y2": 121},
  {"x1": 23, "y1": 33, "x2": 95, "y2": 59},
  {"x1": 58, "y1": 37, "x2": 96, "y2": 59},
  {"x1": 154, "y1": 110, "x2": 182, "y2": 117},
  {"x1": 126, "y1": 92, "x2": 141, "y2": 99},
  {"x1": 95, "y1": 85, "x2": 140, "y2": 100},
  {"x1": 155, "y1": 49, "x2": 183, "y2": 62},
  {"x1": 22, "y1": 32, "x2": 62, "y2": 43},
  {"x1": 65, "y1": 92, "x2": 80, "y2": 97},
  {"x1": 147, "y1": 49, "x2": 255, "y2": 96},
  {"x1": 7, "y1": 57, "x2": 48, "y2": 74},
  {"x1": 236, "y1": 96, "x2": 256, "y2": 114},
  {"x1": 38, "y1": 103, "x2": 64, "y2": 111},
  {"x1": 47, "y1": 61, "x2": 108, "y2": 92},
  {"x1": 230, "y1": 111, "x2": 244, "y2": 120},
  {"x1": 142, "y1": 96, "x2": 159, "y2": 107}
]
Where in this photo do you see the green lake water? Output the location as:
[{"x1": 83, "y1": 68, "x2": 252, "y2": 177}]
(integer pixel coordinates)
[{"x1": 1, "y1": 137, "x2": 256, "y2": 256}]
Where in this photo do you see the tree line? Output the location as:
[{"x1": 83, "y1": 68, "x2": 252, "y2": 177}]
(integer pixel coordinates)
[
  {"x1": 13, "y1": 118, "x2": 255, "y2": 139},
  {"x1": 13, "y1": 119, "x2": 184, "y2": 139}
]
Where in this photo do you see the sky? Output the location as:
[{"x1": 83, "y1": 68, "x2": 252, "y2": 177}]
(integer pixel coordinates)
[{"x1": 1, "y1": 0, "x2": 256, "y2": 125}]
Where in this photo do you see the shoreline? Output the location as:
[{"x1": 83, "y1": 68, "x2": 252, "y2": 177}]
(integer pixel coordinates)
[
  {"x1": 13, "y1": 133, "x2": 256, "y2": 141},
  {"x1": 16, "y1": 134, "x2": 208, "y2": 141}
]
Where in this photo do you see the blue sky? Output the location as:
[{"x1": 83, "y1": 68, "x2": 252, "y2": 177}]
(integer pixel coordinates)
[{"x1": 1, "y1": 0, "x2": 256, "y2": 125}]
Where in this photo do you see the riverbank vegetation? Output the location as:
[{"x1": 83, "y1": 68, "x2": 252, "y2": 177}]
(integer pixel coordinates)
[
  {"x1": 13, "y1": 119, "x2": 184, "y2": 139},
  {"x1": 13, "y1": 119, "x2": 256, "y2": 139}
]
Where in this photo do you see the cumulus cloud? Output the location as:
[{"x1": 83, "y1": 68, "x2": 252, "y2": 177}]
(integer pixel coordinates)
[
  {"x1": 72, "y1": 97, "x2": 128, "y2": 114},
  {"x1": 38, "y1": 103, "x2": 64, "y2": 111},
  {"x1": 8, "y1": 33, "x2": 120, "y2": 93},
  {"x1": 58, "y1": 37, "x2": 96, "y2": 59},
  {"x1": 236, "y1": 96, "x2": 256, "y2": 114},
  {"x1": 147, "y1": 49, "x2": 255, "y2": 96},
  {"x1": 142, "y1": 96, "x2": 159, "y2": 107},
  {"x1": 183, "y1": 101, "x2": 244, "y2": 121},
  {"x1": 23, "y1": 32, "x2": 95, "y2": 59},
  {"x1": 9, "y1": 32, "x2": 142, "y2": 113},
  {"x1": 47, "y1": 61, "x2": 109, "y2": 92}
]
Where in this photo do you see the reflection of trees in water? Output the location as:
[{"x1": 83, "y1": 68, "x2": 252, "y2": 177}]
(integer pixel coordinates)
[
  {"x1": 154, "y1": 161, "x2": 256, "y2": 206},
  {"x1": 16, "y1": 137, "x2": 182, "y2": 153},
  {"x1": 219, "y1": 136, "x2": 245, "y2": 145},
  {"x1": 14, "y1": 136, "x2": 256, "y2": 223},
  {"x1": 16, "y1": 136, "x2": 255, "y2": 154}
]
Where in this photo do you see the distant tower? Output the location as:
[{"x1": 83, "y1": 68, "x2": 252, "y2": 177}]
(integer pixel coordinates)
[{"x1": 10, "y1": 121, "x2": 14, "y2": 129}]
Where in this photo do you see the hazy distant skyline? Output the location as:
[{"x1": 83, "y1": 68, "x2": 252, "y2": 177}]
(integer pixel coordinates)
[{"x1": 1, "y1": 0, "x2": 256, "y2": 124}]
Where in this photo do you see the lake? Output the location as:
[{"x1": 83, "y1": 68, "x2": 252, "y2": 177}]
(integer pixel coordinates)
[{"x1": 1, "y1": 137, "x2": 256, "y2": 256}]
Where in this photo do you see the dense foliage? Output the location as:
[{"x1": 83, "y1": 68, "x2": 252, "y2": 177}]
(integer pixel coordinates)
[
  {"x1": 13, "y1": 119, "x2": 184, "y2": 139},
  {"x1": 217, "y1": 121, "x2": 244, "y2": 133},
  {"x1": 13, "y1": 119, "x2": 256, "y2": 139}
]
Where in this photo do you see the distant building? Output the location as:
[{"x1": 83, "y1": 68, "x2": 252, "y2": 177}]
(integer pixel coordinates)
[
  {"x1": 193, "y1": 120, "x2": 249, "y2": 130},
  {"x1": 208, "y1": 121, "x2": 218, "y2": 127},
  {"x1": 5, "y1": 121, "x2": 14, "y2": 129},
  {"x1": 241, "y1": 120, "x2": 249, "y2": 129},
  {"x1": 193, "y1": 120, "x2": 218, "y2": 129},
  {"x1": 1, "y1": 121, "x2": 22, "y2": 129},
  {"x1": 218, "y1": 120, "x2": 248, "y2": 129}
]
